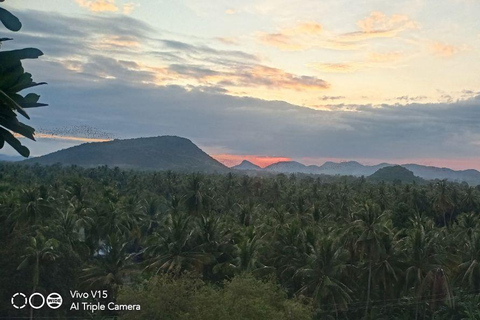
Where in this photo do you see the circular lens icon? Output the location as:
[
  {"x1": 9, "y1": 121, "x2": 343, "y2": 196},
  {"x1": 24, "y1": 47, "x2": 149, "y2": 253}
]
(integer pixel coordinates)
[
  {"x1": 29, "y1": 292, "x2": 45, "y2": 310},
  {"x1": 11, "y1": 293, "x2": 27, "y2": 309},
  {"x1": 46, "y1": 293, "x2": 63, "y2": 309}
]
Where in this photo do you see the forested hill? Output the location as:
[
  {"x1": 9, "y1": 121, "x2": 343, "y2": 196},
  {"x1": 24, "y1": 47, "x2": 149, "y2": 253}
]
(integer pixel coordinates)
[
  {"x1": 368, "y1": 165, "x2": 424, "y2": 183},
  {"x1": 23, "y1": 136, "x2": 229, "y2": 173}
]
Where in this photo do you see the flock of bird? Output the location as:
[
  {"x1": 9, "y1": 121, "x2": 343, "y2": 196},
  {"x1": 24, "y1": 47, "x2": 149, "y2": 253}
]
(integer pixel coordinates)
[{"x1": 37, "y1": 125, "x2": 116, "y2": 140}]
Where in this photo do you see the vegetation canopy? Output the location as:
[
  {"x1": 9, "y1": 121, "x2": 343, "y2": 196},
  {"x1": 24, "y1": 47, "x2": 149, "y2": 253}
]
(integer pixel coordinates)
[{"x1": 1, "y1": 163, "x2": 480, "y2": 319}]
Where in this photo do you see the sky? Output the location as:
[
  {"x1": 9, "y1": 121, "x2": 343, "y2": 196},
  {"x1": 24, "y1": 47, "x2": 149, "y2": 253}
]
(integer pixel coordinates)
[{"x1": 1, "y1": 0, "x2": 480, "y2": 169}]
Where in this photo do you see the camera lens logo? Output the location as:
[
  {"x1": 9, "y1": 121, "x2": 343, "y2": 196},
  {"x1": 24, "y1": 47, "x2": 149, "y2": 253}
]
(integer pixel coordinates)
[
  {"x1": 46, "y1": 293, "x2": 63, "y2": 309},
  {"x1": 28, "y1": 293, "x2": 45, "y2": 310},
  {"x1": 11, "y1": 293, "x2": 27, "y2": 309},
  {"x1": 11, "y1": 292, "x2": 62, "y2": 310}
]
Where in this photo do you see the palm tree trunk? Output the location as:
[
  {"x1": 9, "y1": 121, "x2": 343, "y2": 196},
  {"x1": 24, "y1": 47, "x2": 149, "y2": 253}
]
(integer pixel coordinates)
[
  {"x1": 415, "y1": 299, "x2": 419, "y2": 320},
  {"x1": 365, "y1": 260, "x2": 372, "y2": 319}
]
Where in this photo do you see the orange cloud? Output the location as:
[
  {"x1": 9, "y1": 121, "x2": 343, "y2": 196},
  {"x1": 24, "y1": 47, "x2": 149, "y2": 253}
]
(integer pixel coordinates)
[
  {"x1": 287, "y1": 22, "x2": 323, "y2": 35},
  {"x1": 258, "y1": 32, "x2": 305, "y2": 51},
  {"x1": 75, "y1": 0, "x2": 118, "y2": 12},
  {"x1": 257, "y1": 22, "x2": 324, "y2": 51},
  {"x1": 75, "y1": 0, "x2": 137, "y2": 13},
  {"x1": 430, "y1": 42, "x2": 464, "y2": 57},
  {"x1": 123, "y1": 2, "x2": 137, "y2": 14},
  {"x1": 259, "y1": 12, "x2": 417, "y2": 51},
  {"x1": 313, "y1": 62, "x2": 361, "y2": 73},
  {"x1": 162, "y1": 64, "x2": 330, "y2": 91},
  {"x1": 95, "y1": 35, "x2": 141, "y2": 50},
  {"x1": 313, "y1": 51, "x2": 404, "y2": 73},
  {"x1": 212, "y1": 154, "x2": 292, "y2": 168},
  {"x1": 341, "y1": 11, "x2": 418, "y2": 41},
  {"x1": 14, "y1": 133, "x2": 112, "y2": 143},
  {"x1": 246, "y1": 65, "x2": 330, "y2": 90}
]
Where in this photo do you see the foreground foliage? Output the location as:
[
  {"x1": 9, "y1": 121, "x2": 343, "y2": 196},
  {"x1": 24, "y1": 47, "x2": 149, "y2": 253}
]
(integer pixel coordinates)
[
  {"x1": 0, "y1": 2, "x2": 47, "y2": 156},
  {"x1": 1, "y1": 163, "x2": 480, "y2": 319}
]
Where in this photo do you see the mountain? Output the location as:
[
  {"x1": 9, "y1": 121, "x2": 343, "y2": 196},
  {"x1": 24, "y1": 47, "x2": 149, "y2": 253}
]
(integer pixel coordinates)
[
  {"x1": 368, "y1": 166, "x2": 423, "y2": 183},
  {"x1": 264, "y1": 161, "x2": 311, "y2": 174},
  {"x1": 403, "y1": 164, "x2": 480, "y2": 186},
  {"x1": 0, "y1": 154, "x2": 23, "y2": 162},
  {"x1": 23, "y1": 136, "x2": 229, "y2": 173},
  {"x1": 318, "y1": 161, "x2": 391, "y2": 176},
  {"x1": 232, "y1": 160, "x2": 262, "y2": 171},
  {"x1": 239, "y1": 159, "x2": 480, "y2": 185}
]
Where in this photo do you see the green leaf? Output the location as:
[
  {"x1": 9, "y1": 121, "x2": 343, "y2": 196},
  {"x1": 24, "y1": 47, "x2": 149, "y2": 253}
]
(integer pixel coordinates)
[
  {"x1": 0, "y1": 127, "x2": 29, "y2": 157},
  {"x1": 9, "y1": 80, "x2": 47, "y2": 93},
  {"x1": 0, "y1": 7, "x2": 22, "y2": 32},
  {"x1": 0, "y1": 63, "x2": 24, "y2": 89},
  {"x1": 0, "y1": 89, "x2": 29, "y2": 119},
  {"x1": 17, "y1": 257, "x2": 30, "y2": 271},
  {"x1": 0, "y1": 48, "x2": 43, "y2": 64},
  {"x1": 18, "y1": 102, "x2": 48, "y2": 109},
  {"x1": 0, "y1": 116, "x2": 35, "y2": 140}
]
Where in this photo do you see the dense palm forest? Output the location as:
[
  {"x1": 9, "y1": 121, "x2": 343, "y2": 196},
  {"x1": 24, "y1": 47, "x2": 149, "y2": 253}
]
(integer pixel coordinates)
[{"x1": 1, "y1": 163, "x2": 480, "y2": 319}]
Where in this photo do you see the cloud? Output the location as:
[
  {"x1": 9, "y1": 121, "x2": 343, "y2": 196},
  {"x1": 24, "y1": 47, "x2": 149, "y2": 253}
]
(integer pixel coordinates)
[
  {"x1": 341, "y1": 11, "x2": 418, "y2": 41},
  {"x1": 430, "y1": 42, "x2": 466, "y2": 57},
  {"x1": 10, "y1": 10, "x2": 330, "y2": 105},
  {"x1": 159, "y1": 39, "x2": 258, "y2": 61},
  {"x1": 123, "y1": 2, "x2": 138, "y2": 14},
  {"x1": 395, "y1": 95, "x2": 428, "y2": 102},
  {"x1": 75, "y1": 0, "x2": 138, "y2": 14},
  {"x1": 312, "y1": 51, "x2": 404, "y2": 73},
  {"x1": 216, "y1": 37, "x2": 238, "y2": 45},
  {"x1": 164, "y1": 64, "x2": 330, "y2": 91},
  {"x1": 313, "y1": 62, "x2": 362, "y2": 73},
  {"x1": 75, "y1": 0, "x2": 118, "y2": 12},
  {"x1": 10, "y1": 9, "x2": 480, "y2": 167},
  {"x1": 321, "y1": 95, "x2": 345, "y2": 101},
  {"x1": 257, "y1": 21, "x2": 359, "y2": 51},
  {"x1": 258, "y1": 12, "x2": 417, "y2": 52},
  {"x1": 19, "y1": 73, "x2": 480, "y2": 165}
]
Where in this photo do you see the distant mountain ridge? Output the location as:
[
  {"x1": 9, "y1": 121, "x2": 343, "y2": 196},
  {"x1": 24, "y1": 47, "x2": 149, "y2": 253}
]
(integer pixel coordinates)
[
  {"x1": 255, "y1": 160, "x2": 480, "y2": 185},
  {"x1": 23, "y1": 136, "x2": 228, "y2": 173},
  {"x1": 13, "y1": 135, "x2": 480, "y2": 185}
]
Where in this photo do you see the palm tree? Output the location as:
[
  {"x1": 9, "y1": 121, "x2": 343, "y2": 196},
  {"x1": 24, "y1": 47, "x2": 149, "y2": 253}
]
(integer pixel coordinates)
[
  {"x1": 457, "y1": 233, "x2": 480, "y2": 293},
  {"x1": 10, "y1": 187, "x2": 54, "y2": 228},
  {"x1": 348, "y1": 201, "x2": 391, "y2": 319},
  {"x1": 81, "y1": 233, "x2": 130, "y2": 301},
  {"x1": 432, "y1": 180, "x2": 453, "y2": 227},
  {"x1": 402, "y1": 225, "x2": 439, "y2": 320},
  {"x1": 295, "y1": 238, "x2": 351, "y2": 318},
  {"x1": 17, "y1": 233, "x2": 59, "y2": 320},
  {"x1": 185, "y1": 174, "x2": 204, "y2": 215},
  {"x1": 143, "y1": 212, "x2": 212, "y2": 275}
]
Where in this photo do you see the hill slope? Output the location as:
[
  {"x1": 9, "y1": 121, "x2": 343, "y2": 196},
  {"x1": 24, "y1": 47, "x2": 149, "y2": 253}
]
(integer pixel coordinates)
[
  {"x1": 232, "y1": 160, "x2": 262, "y2": 171},
  {"x1": 368, "y1": 166, "x2": 423, "y2": 183},
  {"x1": 23, "y1": 136, "x2": 229, "y2": 173}
]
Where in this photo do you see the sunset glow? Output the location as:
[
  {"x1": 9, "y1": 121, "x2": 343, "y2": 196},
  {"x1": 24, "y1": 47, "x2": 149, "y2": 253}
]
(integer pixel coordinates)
[{"x1": 213, "y1": 154, "x2": 292, "y2": 168}]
